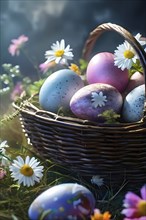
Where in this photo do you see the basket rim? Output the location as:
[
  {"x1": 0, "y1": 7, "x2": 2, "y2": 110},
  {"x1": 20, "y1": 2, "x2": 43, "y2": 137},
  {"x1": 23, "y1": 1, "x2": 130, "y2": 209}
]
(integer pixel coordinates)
[{"x1": 12, "y1": 100, "x2": 146, "y2": 130}]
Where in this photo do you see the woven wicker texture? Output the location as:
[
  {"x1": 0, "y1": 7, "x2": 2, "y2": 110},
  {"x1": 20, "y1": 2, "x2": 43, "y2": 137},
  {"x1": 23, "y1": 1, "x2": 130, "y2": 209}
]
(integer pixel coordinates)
[{"x1": 13, "y1": 23, "x2": 146, "y2": 187}]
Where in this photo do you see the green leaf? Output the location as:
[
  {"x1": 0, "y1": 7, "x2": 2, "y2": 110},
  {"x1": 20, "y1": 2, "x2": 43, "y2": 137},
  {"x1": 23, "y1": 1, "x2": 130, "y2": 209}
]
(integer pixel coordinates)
[
  {"x1": 129, "y1": 59, "x2": 144, "y2": 77},
  {"x1": 79, "y1": 59, "x2": 88, "y2": 72},
  {"x1": 26, "y1": 79, "x2": 45, "y2": 95},
  {"x1": 98, "y1": 109, "x2": 121, "y2": 124}
]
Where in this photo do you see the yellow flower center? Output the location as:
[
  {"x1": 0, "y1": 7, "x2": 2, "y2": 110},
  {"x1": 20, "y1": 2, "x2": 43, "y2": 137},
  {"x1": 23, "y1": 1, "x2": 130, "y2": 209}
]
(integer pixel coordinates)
[
  {"x1": 20, "y1": 164, "x2": 34, "y2": 176},
  {"x1": 55, "y1": 50, "x2": 64, "y2": 57},
  {"x1": 124, "y1": 50, "x2": 135, "y2": 59},
  {"x1": 69, "y1": 63, "x2": 81, "y2": 75},
  {"x1": 137, "y1": 200, "x2": 146, "y2": 216}
]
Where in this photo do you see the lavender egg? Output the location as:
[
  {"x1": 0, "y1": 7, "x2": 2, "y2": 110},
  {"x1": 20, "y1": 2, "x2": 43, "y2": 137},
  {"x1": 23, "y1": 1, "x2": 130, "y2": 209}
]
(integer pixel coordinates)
[
  {"x1": 28, "y1": 183, "x2": 95, "y2": 220},
  {"x1": 39, "y1": 69, "x2": 84, "y2": 113},
  {"x1": 70, "y1": 83, "x2": 123, "y2": 121},
  {"x1": 86, "y1": 52, "x2": 129, "y2": 93},
  {"x1": 122, "y1": 84, "x2": 145, "y2": 122}
]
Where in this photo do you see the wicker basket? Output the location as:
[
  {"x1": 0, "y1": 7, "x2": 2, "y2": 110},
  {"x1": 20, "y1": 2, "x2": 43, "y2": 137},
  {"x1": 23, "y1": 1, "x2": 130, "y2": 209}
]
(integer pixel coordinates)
[{"x1": 13, "y1": 23, "x2": 146, "y2": 187}]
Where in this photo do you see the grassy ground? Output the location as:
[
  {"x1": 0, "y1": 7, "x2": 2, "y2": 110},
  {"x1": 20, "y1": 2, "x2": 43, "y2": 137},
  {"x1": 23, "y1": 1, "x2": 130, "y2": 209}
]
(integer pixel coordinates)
[
  {"x1": 0, "y1": 114, "x2": 138, "y2": 220},
  {"x1": 0, "y1": 160, "x2": 125, "y2": 220}
]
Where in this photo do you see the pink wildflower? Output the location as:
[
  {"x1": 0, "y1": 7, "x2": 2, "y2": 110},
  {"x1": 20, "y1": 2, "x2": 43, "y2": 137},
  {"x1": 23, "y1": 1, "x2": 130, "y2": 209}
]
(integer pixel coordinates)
[
  {"x1": 39, "y1": 61, "x2": 56, "y2": 73},
  {"x1": 0, "y1": 168, "x2": 6, "y2": 180},
  {"x1": 8, "y1": 35, "x2": 28, "y2": 56},
  {"x1": 122, "y1": 185, "x2": 146, "y2": 219},
  {"x1": 10, "y1": 82, "x2": 24, "y2": 101}
]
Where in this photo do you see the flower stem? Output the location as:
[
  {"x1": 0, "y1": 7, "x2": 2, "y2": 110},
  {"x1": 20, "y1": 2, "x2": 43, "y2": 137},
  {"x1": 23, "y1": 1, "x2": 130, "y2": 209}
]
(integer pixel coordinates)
[
  {"x1": 20, "y1": 48, "x2": 41, "y2": 80},
  {"x1": 0, "y1": 153, "x2": 12, "y2": 162}
]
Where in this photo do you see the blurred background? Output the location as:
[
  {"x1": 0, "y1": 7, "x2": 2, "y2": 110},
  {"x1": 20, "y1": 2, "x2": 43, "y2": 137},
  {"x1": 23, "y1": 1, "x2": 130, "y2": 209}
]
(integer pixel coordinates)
[{"x1": 1, "y1": 0, "x2": 146, "y2": 79}]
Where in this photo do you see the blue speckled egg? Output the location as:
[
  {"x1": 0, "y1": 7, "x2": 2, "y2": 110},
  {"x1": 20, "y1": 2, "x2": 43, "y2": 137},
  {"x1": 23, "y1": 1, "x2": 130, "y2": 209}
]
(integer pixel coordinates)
[
  {"x1": 28, "y1": 183, "x2": 95, "y2": 220},
  {"x1": 39, "y1": 69, "x2": 84, "y2": 113},
  {"x1": 122, "y1": 84, "x2": 145, "y2": 122}
]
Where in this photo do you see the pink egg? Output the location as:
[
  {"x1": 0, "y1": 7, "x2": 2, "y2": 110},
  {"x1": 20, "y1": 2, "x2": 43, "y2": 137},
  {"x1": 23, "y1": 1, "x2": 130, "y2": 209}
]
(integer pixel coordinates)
[
  {"x1": 86, "y1": 52, "x2": 129, "y2": 93},
  {"x1": 123, "y1": 71, "x2": 144, "y2": 97}
]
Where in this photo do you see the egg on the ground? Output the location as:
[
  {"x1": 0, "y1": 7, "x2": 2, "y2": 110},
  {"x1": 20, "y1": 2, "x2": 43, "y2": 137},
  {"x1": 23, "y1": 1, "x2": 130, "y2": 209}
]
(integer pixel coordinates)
[
  {"x1": 70, "y1": 83, "x2": 123, "y2": 121},
  {"x1": 122, "y1": 84, "x2": 145, "y2": 122},
  {"x1": 39, "y1": 69, "x2": 84, "y2": 113},
  {"x1": 86, "y1": 52, "x2": 129, "y2": 93},
  {"x1": 28, "y1": 183, "x2": 95, "y2": 220}
]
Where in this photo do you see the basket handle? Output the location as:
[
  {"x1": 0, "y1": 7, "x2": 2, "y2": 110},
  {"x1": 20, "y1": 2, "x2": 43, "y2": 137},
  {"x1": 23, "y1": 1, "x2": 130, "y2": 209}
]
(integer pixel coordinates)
[{"x1": 82, "y1": 22, "x2": 146, "y2": 120}]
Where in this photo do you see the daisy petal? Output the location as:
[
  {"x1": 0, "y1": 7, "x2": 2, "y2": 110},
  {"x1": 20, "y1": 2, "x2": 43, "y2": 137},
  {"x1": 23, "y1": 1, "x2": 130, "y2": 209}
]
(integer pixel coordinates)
[{"x1": 121, "y1": 208, "x2": 137, "y2": 217}]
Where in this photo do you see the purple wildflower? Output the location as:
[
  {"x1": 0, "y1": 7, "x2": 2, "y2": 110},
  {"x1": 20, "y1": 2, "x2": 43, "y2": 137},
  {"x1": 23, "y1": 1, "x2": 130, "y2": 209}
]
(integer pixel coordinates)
[
  {"x1": 10, "y1": 82, "x2": 24, "y2": 101},
  {"x1": 122, "y1": 185, "x2": 146, "y2": 219},
  {"x1": 0, "y1": 168, "x2": 7, "y2": 180}
]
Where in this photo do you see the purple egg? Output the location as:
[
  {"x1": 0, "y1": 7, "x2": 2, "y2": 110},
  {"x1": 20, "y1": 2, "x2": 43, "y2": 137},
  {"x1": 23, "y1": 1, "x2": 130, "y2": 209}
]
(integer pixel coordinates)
[
  {"x1": 28, "y1": 183, "x2": 95, "y2": 220},
  {"x1": 86, "y1": 52, "x2": 129, "y2": 93},
  {"x1": 70, "y1": 83, "x2": 123, "y2": 121}
]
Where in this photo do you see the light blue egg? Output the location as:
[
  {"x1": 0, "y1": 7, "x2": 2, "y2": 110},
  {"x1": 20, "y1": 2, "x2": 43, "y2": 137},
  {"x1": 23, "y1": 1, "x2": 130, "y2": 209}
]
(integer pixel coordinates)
[
  {"x1": 39, "y1": 69, "x2": 84, "y2": 113},
  {"x1": 122, "y1": 84, "x2": 145, "y2": 122}
]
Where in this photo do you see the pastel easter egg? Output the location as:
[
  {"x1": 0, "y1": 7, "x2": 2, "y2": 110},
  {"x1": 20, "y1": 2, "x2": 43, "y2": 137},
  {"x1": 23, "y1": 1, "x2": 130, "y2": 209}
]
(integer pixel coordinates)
[
  {"x1": 86, "y1": 52, "x2": 129, "y2": 93},
  {"x1": 123, "y1": 71, "x2": 144, "y2": 97},
  {"x1": 70, "y1": 83, "x2": 123, "y2": 121},
  {"x1": 39, "y1": 69, "x2": 84, "y2": 113},
  {"x1": 28, "y1": 183, "x2": 96, "y2": 220},
  {"x1": 122, "y1": 84, "x2": 145, "y2": 122}
]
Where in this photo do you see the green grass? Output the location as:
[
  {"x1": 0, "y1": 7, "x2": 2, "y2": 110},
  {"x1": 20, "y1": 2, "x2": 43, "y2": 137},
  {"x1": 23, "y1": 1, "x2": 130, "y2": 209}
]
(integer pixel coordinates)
[
  {"x1": 0, "y1": 161, "x2": 126, "y2": 220},
  {"x1": 0, "y1": 115, "x2": 132, "y2": 220}
]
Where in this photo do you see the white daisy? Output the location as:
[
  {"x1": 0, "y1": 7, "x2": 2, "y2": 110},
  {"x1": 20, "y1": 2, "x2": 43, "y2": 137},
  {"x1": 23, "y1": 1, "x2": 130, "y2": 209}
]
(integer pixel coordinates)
[
  {"x1": 91, "y1": 175, "x2": 104, "y2": 186},
  {"x1": 9, "y1": 156, "x2": 44, "y2": 187},
  {"x1": 114, "y1": 41, "x2": 137, "y2": 70},
  {"x1": 135, "y1": 33, "x2": 146, "y2": 46},
  {"x1": 45, "y1": 39, "x2": 74, "y2": 64},
  {"x1": 91, "y1": 91, "x2": 107, "y2": 108},
  {"x1": 0, "y1": 140, "x2": 10, "y2": 166},
  {"x1": 114, "y1": 33, "x2": 146, "y2": 71},
  {"x1": 0, "y1": 140, "x2": 9, "y2": 155}
]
